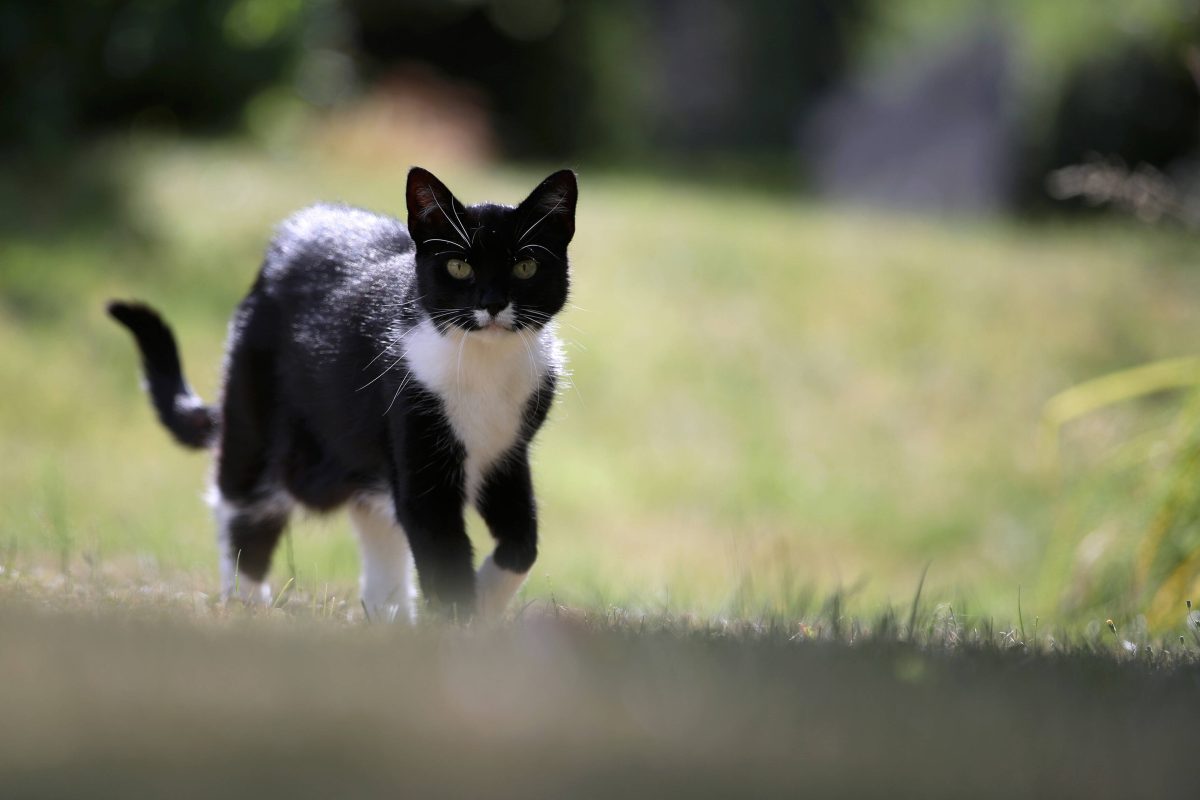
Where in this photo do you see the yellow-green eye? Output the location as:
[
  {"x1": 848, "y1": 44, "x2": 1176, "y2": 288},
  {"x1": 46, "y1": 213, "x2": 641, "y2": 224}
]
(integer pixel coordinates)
[
  {"x1": 446, "y1": 258, "x2": 473, "y2": 279},
  {"x1": 513, "y1": 258, "x2": 538, "y2": 279}
]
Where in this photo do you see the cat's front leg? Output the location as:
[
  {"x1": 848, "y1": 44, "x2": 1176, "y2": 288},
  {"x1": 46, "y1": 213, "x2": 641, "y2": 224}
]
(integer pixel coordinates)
[
  {"x1": 475, "y1": 449, "x2": 538, "y2": 619},
  {"x1": 395, "y1": 482, "x2": 476, "y2": 619},
  {"x1": 390, "y1": 415, "x2": 477, "y2": 619}
]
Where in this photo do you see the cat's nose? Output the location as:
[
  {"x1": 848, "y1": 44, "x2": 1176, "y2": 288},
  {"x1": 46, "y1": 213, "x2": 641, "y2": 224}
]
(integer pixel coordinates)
[{"x1": 482, "y1": 301, "x2": 506, "y2": 317}]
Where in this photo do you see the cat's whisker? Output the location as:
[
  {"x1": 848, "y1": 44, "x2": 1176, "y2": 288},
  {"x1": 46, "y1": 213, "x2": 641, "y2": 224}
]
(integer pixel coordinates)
[
  {"x1": 522, "y1": 309, "x2": 584, "y2": 338},
  {"x1": 362, "y1": 337, "x2": 404, "y2": 371},
  {"x1": 421, "y1": 238, "x2": 468, "y2": 250},
  {"x1": 363, "y1": 299, "x2": 440, "y2": 369},
  {"x1": 383, "y1": 370, "x2": 415, "y2": 416},
  {"x1": 362, "y1": 318, "x2": 426, "y2": 371},
  {"x1": 454, "y1": 325, "x2": 468, "y2": 388},
  {"x1": 517, "y1": 243, "x2": 556, "y2": 259},
  {"x1": 358, "y1": 350, "x2": 409, "y2": 391},
  {"x1": 564, "y1": 376, "x2": 585, "y2": 409},
  {"x1": 431, "y1": 195, "x2": 471, "y2": 247},
  {"x1": 426, "y1": 309, "x2": 469, "y2": 336},
  {"x1": 448, "y1": 199, "x2": 471, "y2": 247},
  {"x1": 519, "y1": 309, "x2": 582, "y2": 337},
  {"x1": 560, "y1": 322, "x2": 587, "y2": 338},
  {"x1": 514, "y1": 327, "x2": 539, "y2": 398},
  {"x1": 374, "y1": 292, "x2": 429, "y2": 313}
]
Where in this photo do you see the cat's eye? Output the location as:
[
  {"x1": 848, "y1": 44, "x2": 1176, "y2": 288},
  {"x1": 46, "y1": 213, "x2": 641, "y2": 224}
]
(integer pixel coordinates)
[
  {"x1": 513, "y1": 258, "x2": 538, "y2": 279},
  {"x1": 446, "y1": 258, "x2": 473, "y2": 279}
]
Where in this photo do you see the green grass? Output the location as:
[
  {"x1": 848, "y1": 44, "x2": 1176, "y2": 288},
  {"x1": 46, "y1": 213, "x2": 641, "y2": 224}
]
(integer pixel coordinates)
[
  {"x1": 3, "y1": 138, "x2": 1200, "y2": 626},
  {"x1": 5, "y1": 142, "x2": 1200, "y2": 795}
]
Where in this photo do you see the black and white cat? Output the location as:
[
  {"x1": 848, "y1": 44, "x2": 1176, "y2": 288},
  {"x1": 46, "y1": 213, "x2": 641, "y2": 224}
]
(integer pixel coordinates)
[{"x1": 108, "y1": 167, "x2": 577, "y2": 621}]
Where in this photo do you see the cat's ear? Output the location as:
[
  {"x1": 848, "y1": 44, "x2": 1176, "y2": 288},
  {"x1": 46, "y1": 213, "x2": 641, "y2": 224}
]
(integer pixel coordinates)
[
  {"x1": 406, "y1": 167, "x2": 469, "y2": 247},
  {"x1": 516, "y1": 169, "x2": 577, "y2": 246}
]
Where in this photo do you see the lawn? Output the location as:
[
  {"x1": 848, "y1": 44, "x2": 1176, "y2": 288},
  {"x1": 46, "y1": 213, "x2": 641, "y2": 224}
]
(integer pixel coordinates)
[
  {"x1": 5, "y1": 139, "x2": 1200, "y2": 797},
  {"x1": 3, "y1": 138, "x2": 1200, "y2": 627}
]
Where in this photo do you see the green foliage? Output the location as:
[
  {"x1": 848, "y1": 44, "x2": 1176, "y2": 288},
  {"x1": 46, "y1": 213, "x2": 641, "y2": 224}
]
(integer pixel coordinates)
[
  {"x1": 1137, "y1": 396, "x2": 1200, "y2": 621},
  {"x1": 861, "y1": 0, "x2": 1193, "y2": 75},
  {"x1": 0, "y1": 0, "x2": 316, "y2": 154},
  {"x1": 1041, "y1": 356, "x2": 1200, "y2": 467}
]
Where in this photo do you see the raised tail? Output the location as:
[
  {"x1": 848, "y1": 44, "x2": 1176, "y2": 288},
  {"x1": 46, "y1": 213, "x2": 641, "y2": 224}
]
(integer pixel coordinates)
[{"x1": 107, "y1": 300, "x2": 218, "y2": 449}]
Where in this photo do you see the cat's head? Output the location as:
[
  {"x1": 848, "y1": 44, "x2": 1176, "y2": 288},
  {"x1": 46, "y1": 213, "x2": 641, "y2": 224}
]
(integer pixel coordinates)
[{"x1": 406, "y1": 167, "x2": 577, "y2": 335}]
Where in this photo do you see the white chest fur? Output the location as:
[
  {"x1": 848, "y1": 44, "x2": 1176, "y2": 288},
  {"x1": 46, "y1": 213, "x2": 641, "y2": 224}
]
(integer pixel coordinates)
[{"x1": 401, "y1": 318, "x2": 561, "y2": 502}]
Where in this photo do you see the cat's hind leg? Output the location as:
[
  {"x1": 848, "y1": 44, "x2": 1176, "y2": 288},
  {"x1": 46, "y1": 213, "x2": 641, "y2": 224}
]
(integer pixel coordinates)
[
  {"x1": 349, "y1": 493, "x2": 415, "y2": 623},
  {"x1": 209, "y1": 487, "x2": 292, "y2": 604},
  {"x1": 212, "y1": 327, "x2": 289, "y2": 603}
]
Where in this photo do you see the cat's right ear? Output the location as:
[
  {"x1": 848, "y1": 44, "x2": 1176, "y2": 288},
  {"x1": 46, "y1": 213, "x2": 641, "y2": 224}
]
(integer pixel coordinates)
[
  {"x1": 515, "y1": 169, "x2": 578, "y2": 246},
  {"x1": 406, "y1": 167, "x2": 469, "y2": 248}
]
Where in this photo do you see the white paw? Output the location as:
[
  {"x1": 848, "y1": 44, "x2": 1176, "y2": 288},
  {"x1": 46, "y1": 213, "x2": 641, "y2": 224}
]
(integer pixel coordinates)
[
  {"x1": 361, "y1": 589, "x2": 416, "y2": 624},
  {"x1": 476, "y1": 554, "x2": 528, "y2": 620},
  {"x1": 227, "y1": 578, "x2": 272, "y2": 606}
]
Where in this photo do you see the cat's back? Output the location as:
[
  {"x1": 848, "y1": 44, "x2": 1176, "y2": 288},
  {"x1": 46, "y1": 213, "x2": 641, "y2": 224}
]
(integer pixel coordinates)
[
  {"x1": 234, "y1": 203, "x2": 416, "y2": 375},
  {"x1": 261, "y1": 203, "x2": 414, "y2": 292}
]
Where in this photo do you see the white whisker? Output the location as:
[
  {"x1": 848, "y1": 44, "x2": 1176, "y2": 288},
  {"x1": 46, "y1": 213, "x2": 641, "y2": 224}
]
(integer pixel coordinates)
[
  {"x1": 448, "y1": 198, "x2": 470, "y2": 246},
  {"x1": 421, "y1": 237, "x2": 467, "y2": 249},
  {"x1": 432, "y1": 194, "x2": 470, "y2": 246},
  {"x1": 383, "y1": 370, "x2": 415, "y2": 416},
  {"x1": 455, "y1": 328, "x2": 468, "y2": 391},
  {"x1": 358, "y1": 351, "x2": 408, "y2": 391},
  {"x1": 517, "y1": 243, "x2": 559, "y2": 261}
]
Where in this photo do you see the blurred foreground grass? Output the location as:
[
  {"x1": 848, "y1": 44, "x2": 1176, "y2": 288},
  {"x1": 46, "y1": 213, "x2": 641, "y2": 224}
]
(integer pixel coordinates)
[
  {"x1": 1, "y1": 575, "x2": 1198, "y2": 799},
  {"x1": 3, "y1": 139, "x2": 1200, "y2": 626}
]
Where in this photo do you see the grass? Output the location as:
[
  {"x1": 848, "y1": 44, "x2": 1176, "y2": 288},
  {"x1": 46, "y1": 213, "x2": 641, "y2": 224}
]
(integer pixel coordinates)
[
  {"x1": 7, "y1": 139, "x2": 1200, "y2": 623},
  {"x1": 4, "y1": 142, "x2": 1200, "y2": 795},
  {"x1": 5, "y1": 138, "x2": 1200, "y2": 624}
]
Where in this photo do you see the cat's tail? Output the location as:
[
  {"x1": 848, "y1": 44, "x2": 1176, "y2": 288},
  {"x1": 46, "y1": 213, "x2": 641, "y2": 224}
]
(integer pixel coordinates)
[{"x1": 106, "y1": 300, "x2": 218, "y2": 450}]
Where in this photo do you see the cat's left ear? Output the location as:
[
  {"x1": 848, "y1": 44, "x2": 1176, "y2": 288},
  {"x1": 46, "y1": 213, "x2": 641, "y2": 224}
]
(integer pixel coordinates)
[
  {"x1": 406, "y1": 166, "x2": 470, "y2": 248},
  {"x1": 516, "y1": 169, "x2": 577, "y2": 246}
]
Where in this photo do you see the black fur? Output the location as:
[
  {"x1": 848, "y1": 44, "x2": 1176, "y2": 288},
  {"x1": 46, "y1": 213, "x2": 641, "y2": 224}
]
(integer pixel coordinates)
[
  {"x1": 107, "y1": 301, "x2": 218, "y2": 449},
  {"x1": 109, "y1": 167, "x2": 577, "y2": 615}
]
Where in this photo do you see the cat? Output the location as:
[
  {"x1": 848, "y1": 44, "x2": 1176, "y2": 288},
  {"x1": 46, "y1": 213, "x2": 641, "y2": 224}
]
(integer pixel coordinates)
[{"x1": 108, "y1": 167, "x2": 577, "y2": 621}]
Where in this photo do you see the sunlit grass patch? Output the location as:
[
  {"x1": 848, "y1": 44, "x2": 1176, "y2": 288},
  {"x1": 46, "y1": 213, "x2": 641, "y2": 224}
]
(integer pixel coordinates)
[{"x1": 3, "y1": 138, "x2": 1200, "y2": 624}]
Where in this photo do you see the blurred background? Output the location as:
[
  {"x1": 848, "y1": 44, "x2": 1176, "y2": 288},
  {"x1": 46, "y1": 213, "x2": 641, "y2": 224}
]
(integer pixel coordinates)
[{"x1": 3, "y1": 0, "x2": 1200, "y2": 628}]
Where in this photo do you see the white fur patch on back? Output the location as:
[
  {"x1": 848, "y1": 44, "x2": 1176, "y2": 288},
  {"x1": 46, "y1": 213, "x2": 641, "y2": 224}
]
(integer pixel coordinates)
[{"x1": 402, "y1": 318, "x2": 562, "y2": 502}]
